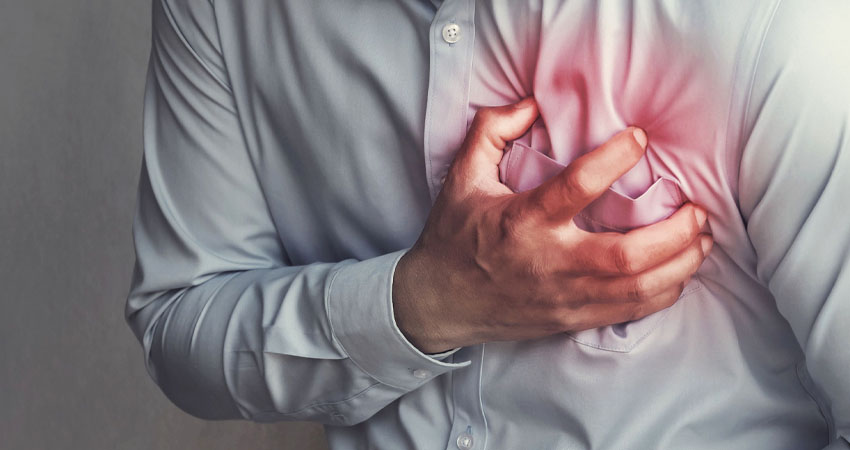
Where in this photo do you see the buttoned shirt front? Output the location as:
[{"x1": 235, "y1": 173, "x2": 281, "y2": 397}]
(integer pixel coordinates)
[{"x1": 126, "y1": 1, "x2": 850, "y2": 449}]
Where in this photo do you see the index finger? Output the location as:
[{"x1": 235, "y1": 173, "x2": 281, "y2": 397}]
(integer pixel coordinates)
[{"x1": 525, "y1": 127, "x2": 647, "y2": 223}]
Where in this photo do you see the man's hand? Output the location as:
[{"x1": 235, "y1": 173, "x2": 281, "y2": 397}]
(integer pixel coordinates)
[{"x1": 393, "y1": 98, "x2": 712, "y2": 354}]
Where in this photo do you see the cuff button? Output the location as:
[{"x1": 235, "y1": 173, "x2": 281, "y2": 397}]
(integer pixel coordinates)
[{"x1": 412, "y1": 369, "x2": 432, "y2": 379}]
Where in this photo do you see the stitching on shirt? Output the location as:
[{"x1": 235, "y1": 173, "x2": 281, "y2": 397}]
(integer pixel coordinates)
[
  {"x1": 566, "y1": 278, "x2": 703, "y2": 352},
  {"x1": 795, "y1": 360, "x2": 836, "y2": 441},
  {"x1": 460, "y1": 1, "x2": 477, "y2": 178},
  {"x1": 323, "y1": 267, "x2": 348, "y2": 356},
  {"x1": 679, "y1": 279, "x2": 703, "y2": 297},
  {"x1": 270, "y1": 380, "x2": 383, "y2": 417},
  {"x1": 566, "y1": 305, "x2": 674, "y2": 353},
  {"x1": 479, "y1": 344, "x2": 490, "y2": 450},
  {"x1": 472, "y1": 5, "x2": 488, "y2": 417},
  {"x1": 424, "y1": 13, "x2": 440, "y2": 201}
]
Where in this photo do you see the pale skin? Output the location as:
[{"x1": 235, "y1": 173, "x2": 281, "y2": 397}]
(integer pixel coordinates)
[{"x1": 392, "y1": 97, "x2": 713, "y2": 354}]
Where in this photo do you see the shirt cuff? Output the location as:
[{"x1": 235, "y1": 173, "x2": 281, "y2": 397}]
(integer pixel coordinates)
[{"x1": 326, "y1": 249, "x2": 470, "y2": 391}]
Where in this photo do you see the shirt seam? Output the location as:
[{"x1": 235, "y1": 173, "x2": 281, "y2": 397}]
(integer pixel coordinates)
[
  {"x1": 276, "y1": 381, "x2": 384, "y2": 417},
  {"x1": 460, "y1": 0, "x2": 476, "y2": 161},
  {"x1": 796, "y1": 361, "x2": 836, "y2": 440},
  {"x1": 566, "y1": 279, "x2": 702, "y2": 352},
  {"x1": 424, "y1": 9, "x2": 440, "y2": 201}
]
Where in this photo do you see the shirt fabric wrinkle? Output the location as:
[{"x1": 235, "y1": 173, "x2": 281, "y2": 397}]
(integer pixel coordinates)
[{"x1": 126, "y1": 1, "x2": 850, "y2": 448}]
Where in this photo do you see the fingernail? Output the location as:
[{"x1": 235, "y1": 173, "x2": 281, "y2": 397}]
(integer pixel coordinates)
[
  {"x1": 694, "y1": 206, "x2": 708, "y2": 227},
  {"x1": 632, "y1": 128, "x2": 647, "y2": 148},
  {"x1": 700, "y1": 234, "x2": 714, "y2": 255}
]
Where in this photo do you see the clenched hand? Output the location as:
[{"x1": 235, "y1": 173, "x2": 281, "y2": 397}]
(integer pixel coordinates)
[{"x1": 393, "y1": 98, "x2": 712, "y2": 354}]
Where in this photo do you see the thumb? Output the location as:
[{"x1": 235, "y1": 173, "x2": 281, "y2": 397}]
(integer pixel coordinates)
[{"x1": 452, "y1": 97, "x2": 539, "y2": 179}]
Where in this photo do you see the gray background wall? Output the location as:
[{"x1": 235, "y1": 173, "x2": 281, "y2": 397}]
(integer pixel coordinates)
[{"x1": 0, "y1": 1, "x2": 327, "y2": 449}]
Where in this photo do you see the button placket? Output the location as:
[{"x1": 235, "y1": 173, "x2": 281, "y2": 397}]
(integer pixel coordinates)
[
  {"x1": 423, "y1": 1, "x2": 486, "y2": 444},
  {"x1": 444, "y1": 345, "x2": 486, "y2": 450},
  {"x1": 423, "y1": 0, "x2": 477, "y2": 203}
]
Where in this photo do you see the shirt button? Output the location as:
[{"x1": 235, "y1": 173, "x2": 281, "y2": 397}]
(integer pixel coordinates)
[
  {"x1": 456, "y1": 432, "x2": 474, "y2": 449},
  {"x1": 412, "y1": 369, "x2": 432, "y2": 379},
  {"x1": 442, "y1": 23, "x2": 461, "y2": 44}
]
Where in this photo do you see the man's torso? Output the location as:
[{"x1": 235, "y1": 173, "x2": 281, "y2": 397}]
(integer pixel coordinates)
[{"x1": 201, "y1": 1, "x2": 832, "y2": 448}]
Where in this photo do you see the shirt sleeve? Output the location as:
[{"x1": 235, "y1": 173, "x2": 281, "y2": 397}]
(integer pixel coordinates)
[
  {"x1": 125, "y1": 0, "x2": 467, "y2": 426},
  {"x1": 737, "y1": 0, "x2": 850, "y2": 444}
]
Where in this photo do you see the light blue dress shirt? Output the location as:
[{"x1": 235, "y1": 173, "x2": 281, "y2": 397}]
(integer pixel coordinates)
[{"x1": 125, "y1": 1, "x2": 850, "y2": 449}]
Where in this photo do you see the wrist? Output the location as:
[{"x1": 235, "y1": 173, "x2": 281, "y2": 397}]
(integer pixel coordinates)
[{"x1": 392, "y1": 249, "x2": 455, "y2": 354}]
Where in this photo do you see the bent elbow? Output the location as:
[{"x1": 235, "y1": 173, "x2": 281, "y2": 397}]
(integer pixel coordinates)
[
  {"x1": 146, "y1": 323, "x2": 245, "y2": 420},
  {"x1": 126, "y1": 289, "x2": 244, "y2": 421},
  {"x1": 147, "y1": 347, "x2": 244, "y2": 421}
]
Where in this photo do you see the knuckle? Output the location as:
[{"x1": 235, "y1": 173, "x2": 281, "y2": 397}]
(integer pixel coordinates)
[
  {"x1": 558, "y1": 308, "x2": 583, "y2": 331},
  {"x1": 562, "y1": 168, "x2": 596, "y2": 202},
  {"x1": 537, "y1": 289, "x2": 564, "y2": 313},
  {"x1": 687, "y1": 208, "x2": 702, "y2": 237},
  {"x1": 536, "y1": 289, "x2": 560, "y2": 310},
  {"x1": 690, "y1": 241, "x2": 706, "y2": 268},
  {"x1": 498, "y1": 204, "x2": 525, "y2": 238},
  {"x1": 474, "y1": 107, "x2": 497, "y2": 125},
  {"x1": 555, "y1": 314, "x2": 572, "y2": 331},
  {"x1": 498, "y1": 211, "x2": 516, "y2": 237},
  {"x1": 614, "y1": 243, "x2": 640, "y2": 275},
  {"x1": 657, "y1": 289, "x2": 681, "y2": 310},
  {"x1": 627, "y1": 275, "x2": 653, "y2": 302},
  {"x1": 526, "y1": 258, "x2": 551, "y2": 283},
  {"x1": 678, "y1": 214, "x2": 700, "y2": 244},
  {"x1": 554, "y1": 294, "x2": 587, "y2": 329},
  {"x1": 523, "y1": 189, "x2": 547, "y2": 215},
  {"x1": 628, "y1": 301, "x2": 649, "y2": 322},
  {"x1": 550, "y1": 308, "x2": 573, "y2": 331}
]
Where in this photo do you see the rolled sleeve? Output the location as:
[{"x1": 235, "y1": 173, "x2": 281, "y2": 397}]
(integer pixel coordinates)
[{"x1": 326, "y1": 249, "x2": 469, "y2": 391}]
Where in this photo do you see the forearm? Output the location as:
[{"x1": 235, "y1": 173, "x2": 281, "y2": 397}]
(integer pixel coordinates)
[{"x1": 128, "y1": 251, "x2": 466, "y2": 425}]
